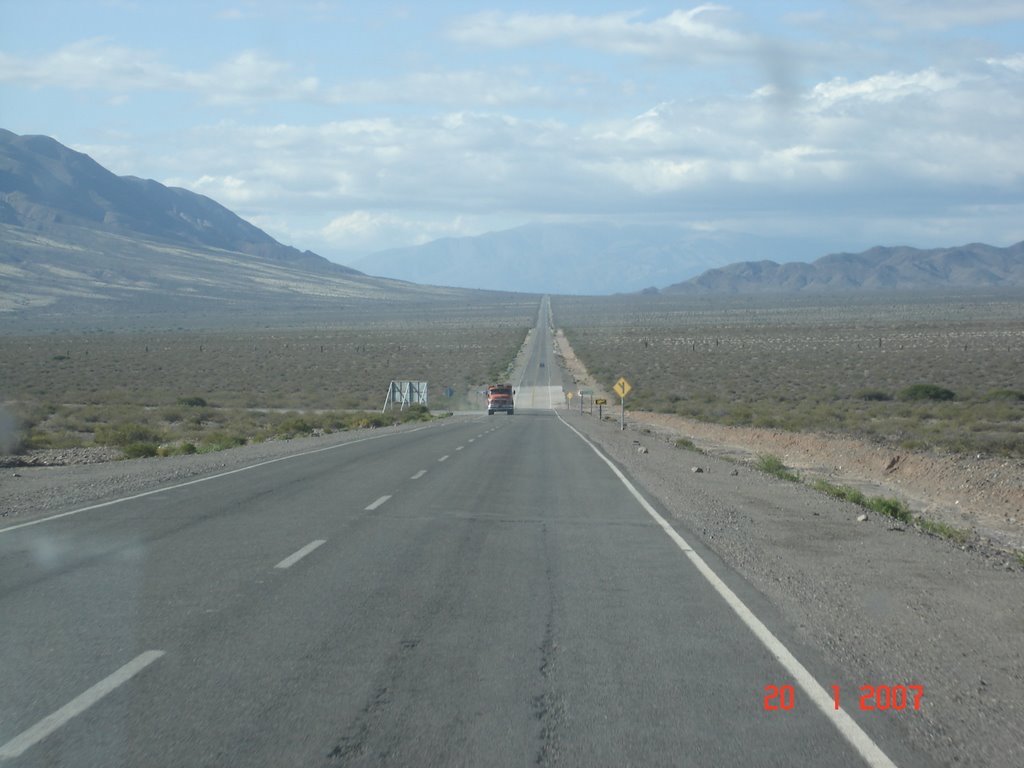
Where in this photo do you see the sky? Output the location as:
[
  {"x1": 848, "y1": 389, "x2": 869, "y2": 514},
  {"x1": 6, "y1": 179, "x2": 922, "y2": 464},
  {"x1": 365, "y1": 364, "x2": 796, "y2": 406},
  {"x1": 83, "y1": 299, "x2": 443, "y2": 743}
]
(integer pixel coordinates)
[{"x1": 1, "y1": 0, "x2": 1023, "y2": 268}]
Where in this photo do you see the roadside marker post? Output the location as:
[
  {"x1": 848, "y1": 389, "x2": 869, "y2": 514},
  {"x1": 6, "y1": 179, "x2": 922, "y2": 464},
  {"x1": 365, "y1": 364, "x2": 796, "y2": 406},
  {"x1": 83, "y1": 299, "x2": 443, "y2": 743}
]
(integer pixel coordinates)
[
  {"x1": 612, "y1": 377, "x2": 632, "y2": 431},
  {"x1": 579, "y1": 388, "x2": 593, "y2": 415}
]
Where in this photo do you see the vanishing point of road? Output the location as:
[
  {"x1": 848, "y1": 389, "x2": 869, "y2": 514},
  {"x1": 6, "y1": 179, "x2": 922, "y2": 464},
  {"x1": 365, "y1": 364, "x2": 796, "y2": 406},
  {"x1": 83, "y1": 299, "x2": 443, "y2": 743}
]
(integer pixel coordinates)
[{"x1": 0, "y1": 300, "x2": 923, "y2": 767}]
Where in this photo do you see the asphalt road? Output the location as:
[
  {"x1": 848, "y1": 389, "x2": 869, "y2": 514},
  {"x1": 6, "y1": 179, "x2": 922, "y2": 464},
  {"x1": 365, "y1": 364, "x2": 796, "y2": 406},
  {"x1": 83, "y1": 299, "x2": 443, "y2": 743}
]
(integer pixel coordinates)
[{"x1": 0, "y1": 299, "x2": 914, "y2": 767}]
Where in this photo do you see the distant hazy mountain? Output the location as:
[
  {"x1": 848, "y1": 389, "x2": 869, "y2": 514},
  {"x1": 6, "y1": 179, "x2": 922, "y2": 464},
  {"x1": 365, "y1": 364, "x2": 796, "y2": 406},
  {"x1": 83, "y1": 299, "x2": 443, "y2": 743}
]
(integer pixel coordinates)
[
  {"x1": 0, "y1": 130, "x2": 482, "y2": 328},
  {"x1": 357, "y1": 222, "x2": 832, "y2": 295},
  {"x1": 661, "y1": 242, "x2": 1024, "y2": 294}
]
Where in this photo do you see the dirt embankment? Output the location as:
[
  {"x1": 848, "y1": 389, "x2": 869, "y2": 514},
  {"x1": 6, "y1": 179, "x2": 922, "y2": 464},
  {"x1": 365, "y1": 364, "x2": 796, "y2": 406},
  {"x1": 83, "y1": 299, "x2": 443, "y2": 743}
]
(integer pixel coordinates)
[{"x1": 554, "y1": 330, "x2": 1024, "y2": 554}]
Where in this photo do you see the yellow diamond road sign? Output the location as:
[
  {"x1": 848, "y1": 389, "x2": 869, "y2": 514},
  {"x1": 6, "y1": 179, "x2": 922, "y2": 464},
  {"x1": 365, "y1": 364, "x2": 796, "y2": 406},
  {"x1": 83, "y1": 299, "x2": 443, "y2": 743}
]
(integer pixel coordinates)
[{"x1": 613, "y1": 377, "x2": 632, "y2": 398}]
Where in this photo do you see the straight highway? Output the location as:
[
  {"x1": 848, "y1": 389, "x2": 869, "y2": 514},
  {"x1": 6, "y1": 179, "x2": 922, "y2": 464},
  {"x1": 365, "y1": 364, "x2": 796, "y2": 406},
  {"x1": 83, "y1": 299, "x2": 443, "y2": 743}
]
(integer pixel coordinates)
[{"x1": 0, "y1": 299, "x2": 919, "y2": 766}]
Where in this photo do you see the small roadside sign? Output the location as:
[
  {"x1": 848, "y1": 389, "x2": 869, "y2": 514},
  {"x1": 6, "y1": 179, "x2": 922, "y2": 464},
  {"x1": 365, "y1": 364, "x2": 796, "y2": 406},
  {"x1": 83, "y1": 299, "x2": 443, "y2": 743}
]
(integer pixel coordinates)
[
  {"x1": 613, "y1": 377, "x2": 632, "y2": 398},
  {"x1": 595, "y1": 398, "x2": 607, "y2": 405}
]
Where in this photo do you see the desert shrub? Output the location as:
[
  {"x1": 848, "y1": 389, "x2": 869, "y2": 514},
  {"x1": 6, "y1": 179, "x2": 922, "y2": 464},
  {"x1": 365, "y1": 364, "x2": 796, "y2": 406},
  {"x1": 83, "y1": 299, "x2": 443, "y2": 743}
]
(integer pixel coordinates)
[
  {"x1": 177, "y1": 396, "x2": 208, "y2": 407},
  {"x1": 123, "y1": 442, "x2": 159, "y2": 458},
  {"x1": 674, "y1": 437, "x2": 697, "y2": 450},
  {"x1": 23, "y1": 431, "x2": 85, "y2": 450},
  {"x1": 855, "y1": 389, "x2": 892, "y2": 401},
  {"x1": 157, "y1": 442, "x2": 197, "y2": 457},
  {"x1": 198, "y1": 431, "x2": 246, "y2": 453},
  {"x1": 986, "y1": 389, "x2": 1024, "y2": 402},
  {"x1": 916, "y1": 518, "x2": 970, "y2": 543},
  {"x1": 160, "y1": 408, "x2": 184, "y2": 423},
  {"x1": 353, "y1": 415, "x2": 390, "y2": 429},
  {"x1": 812, "y1": 480, "x2": 867, "y2": 506},
  {"x1": 755, "y1": 454, "x2": 800, "y2": 481},
  {"x1": 866, "y1": 495, "x2": 913, "y2": 523},
  {"x1": 398, "y1": 406, "x2": 432, "y2": 423},
  {"x1": 899, "y1": 384, "x2": 956, "y2": 402},
  {"x1": 276, "y1": 417, "x2": 315, "y2": 438},
  {"x1": 94, "y1": 423, "x2": 164, "y2": 447}
]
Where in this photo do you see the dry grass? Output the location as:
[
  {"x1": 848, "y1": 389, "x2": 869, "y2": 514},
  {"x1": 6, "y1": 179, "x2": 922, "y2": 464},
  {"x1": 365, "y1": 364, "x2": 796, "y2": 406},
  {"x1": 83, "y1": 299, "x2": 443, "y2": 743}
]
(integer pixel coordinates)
[
  {"x1": 1, "y1": 301, "x2": 536, "y2": 455},
  {"x1": 554, "y1": 292, "x2": 1024, "y2": 457}
]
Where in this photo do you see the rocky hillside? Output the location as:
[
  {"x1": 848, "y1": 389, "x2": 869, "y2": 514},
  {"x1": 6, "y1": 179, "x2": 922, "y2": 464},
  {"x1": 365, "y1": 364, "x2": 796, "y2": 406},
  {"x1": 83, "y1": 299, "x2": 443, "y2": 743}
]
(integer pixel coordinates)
[
  {"x1": 0, "y1": 128, "x2": 353, "y2": 274},
  {"x1": 0, "y1": 130, "x2": 491, "y2": 329},
  {"x1": 661, "y1": 242, "x2": 1024, "y2": 294}
]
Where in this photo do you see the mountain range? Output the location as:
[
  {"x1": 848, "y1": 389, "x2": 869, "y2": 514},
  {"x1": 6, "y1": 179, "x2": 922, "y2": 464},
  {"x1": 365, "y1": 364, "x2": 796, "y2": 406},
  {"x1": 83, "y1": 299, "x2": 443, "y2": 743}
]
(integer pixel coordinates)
[
  {"x1": 0, "y1": 129, "x2": 478, "y2": 329},
  {"x1": 0, "y1": 128, "x2": 350, "y2": 275},
  {"x1": 660, "y1": 242, "x2": 1024, "y2": 294},
  {"x1": 357, "y1": 223, "x2": 837, "y2": 295},
  {"x1": 2, "y1": 129, "x2": 1022, "y2": 325}
]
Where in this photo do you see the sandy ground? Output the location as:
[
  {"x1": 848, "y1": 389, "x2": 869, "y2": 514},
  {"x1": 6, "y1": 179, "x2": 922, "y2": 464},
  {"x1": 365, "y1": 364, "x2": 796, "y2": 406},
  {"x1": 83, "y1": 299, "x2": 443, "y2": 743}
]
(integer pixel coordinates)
[{"x1": 554, "y1": 330, "x2": 1024, "y2": 554}]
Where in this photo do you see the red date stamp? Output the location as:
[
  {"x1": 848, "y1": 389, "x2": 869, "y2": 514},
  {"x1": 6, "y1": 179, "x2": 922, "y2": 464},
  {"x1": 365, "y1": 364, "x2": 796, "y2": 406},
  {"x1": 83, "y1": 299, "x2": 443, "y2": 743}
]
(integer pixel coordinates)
[{"x1": 764, "y1": 684, "x2": 923, "y2": 711}]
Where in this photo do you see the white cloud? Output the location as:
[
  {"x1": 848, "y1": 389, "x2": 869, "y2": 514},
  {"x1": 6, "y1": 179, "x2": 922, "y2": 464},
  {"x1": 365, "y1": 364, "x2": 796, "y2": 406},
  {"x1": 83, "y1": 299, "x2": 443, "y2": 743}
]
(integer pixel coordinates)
[
  {"x1": 326, "y1": 70, "x2": 552, "y2": 107},
  {"x1": 72, "y1": 51, "x2": 1023, "y2": 257},
  {"x1": 0, "y1": 39, "x2": 561, "y2": 110},
  {"x1": 0, "y1": 39, "x2": 319, "y2": 106},
  {"x1": 181, "y1": 51, "x2": 320, "y2": 105},
  {"x1": 807, "y1": 68, "x2": 962, "y2": 109},
  {"x1": 319, "y1": 210, "x2": 476, "y2": 253},
  {"x1": 985, "y1": 53, "x2": 1024, "y2": 73},
  {"x1": 448, "y1": 6, "x2": 749, "y2": 60},
  {"x1": 0, "y1": 38, "x2": 167, "y2": 90},
  {"x1": 858, "y1": 0, "x2": 1024, "y2": 29}
]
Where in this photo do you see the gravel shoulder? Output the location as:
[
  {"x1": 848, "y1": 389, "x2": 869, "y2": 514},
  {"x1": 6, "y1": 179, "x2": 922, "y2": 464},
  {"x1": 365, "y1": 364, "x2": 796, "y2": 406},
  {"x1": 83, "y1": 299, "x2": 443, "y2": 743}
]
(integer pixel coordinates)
[
  {"x1": 555, "y1": 330, "x2": 1024, "y2": 554},
  {"x1": 556, "y1": 329, "x2": 1024, "y2": 768},
  {"x1": 0, "y1": 419, "x2": 456, "y2": 528}
]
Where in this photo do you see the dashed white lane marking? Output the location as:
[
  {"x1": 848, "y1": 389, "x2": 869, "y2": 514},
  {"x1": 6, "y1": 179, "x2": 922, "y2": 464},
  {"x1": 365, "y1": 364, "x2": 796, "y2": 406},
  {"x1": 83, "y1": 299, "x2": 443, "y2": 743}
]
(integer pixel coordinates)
[
  {"x1": 468, "y1": 439, "x2": 475, "y2": 443},
  {"x1": 0, "y1": 425, "x2": 439, "y2": 535},
  {"x1": 438, "y1": 455, "x2": 449, "y2": 462},
  {"x1": 456, "y1": 446, "x2": 464, "y2": 451},
  {"x1": 365, "y1": 495, "x2": 392, "y2": 511},
  {"x1": 411, "y1": 470, "x2": 427, "y2": 480},
  {"x1": 274, "y1": 539, "x2": 326, "y2": 569},
  {"x1": 555, "y1": 412, "x2": 898, "y2": 768},
  {"x1": 0, "y1": 651, "x2": 165, "y2": 760}
]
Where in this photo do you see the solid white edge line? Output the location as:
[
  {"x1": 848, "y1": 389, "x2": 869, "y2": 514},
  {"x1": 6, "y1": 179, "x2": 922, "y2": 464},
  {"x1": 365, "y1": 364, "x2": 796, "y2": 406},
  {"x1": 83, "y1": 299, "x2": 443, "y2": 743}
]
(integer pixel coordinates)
[
  {"x1": 554, "y1": 412, "x2": 898, "y2": 768},
  {"x1": 0, "y1": 650, "x2": 165, "y2": 760},
  {"x1": 274, "y1": 539, "x2": 327, "y2": 569},
  {"x1": 0, "y1": 425, "x2": 437, "y2": 535},
  {"x1": 365, "y1": 495, "x2": 392, "y2": 511},
  {"x1": 410, "y1": 470, "x2": 427, "y2": 480}
]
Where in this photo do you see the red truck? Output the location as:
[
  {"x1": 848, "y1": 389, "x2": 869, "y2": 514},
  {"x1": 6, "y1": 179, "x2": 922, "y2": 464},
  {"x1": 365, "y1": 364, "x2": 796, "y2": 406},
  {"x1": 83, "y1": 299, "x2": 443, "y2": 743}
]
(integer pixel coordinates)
[{"x1": 486, "y1": 384, "x2": 515, "y2": 415}]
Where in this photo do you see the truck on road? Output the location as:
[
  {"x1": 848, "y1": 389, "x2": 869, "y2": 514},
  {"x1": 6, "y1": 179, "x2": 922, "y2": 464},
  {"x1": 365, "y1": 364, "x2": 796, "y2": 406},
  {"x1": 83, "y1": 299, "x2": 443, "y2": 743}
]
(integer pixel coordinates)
[{"x1": 486, "y1": 384, "x2": 515, "y2": 415}]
